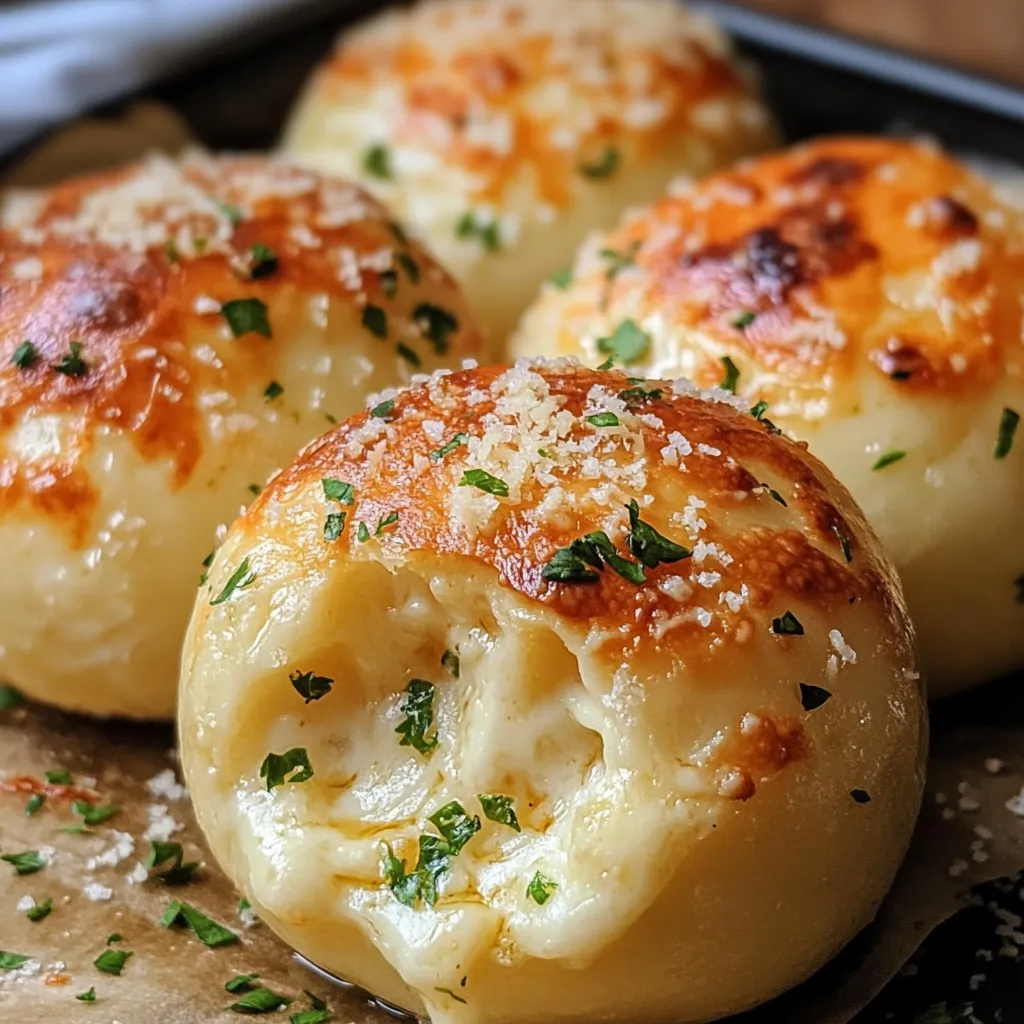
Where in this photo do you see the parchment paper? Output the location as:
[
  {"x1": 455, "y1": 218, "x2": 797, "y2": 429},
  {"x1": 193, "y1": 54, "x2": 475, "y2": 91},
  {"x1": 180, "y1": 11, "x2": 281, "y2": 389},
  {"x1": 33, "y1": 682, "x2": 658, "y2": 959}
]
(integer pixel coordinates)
[{"x1": 1, "y1": 104, "x2": 1024, "y2": 1024}]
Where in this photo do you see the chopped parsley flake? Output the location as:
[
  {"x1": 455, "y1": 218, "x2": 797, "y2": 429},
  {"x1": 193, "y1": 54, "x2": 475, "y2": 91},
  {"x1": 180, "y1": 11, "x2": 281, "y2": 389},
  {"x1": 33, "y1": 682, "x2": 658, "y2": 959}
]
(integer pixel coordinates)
[
  {"x1": 0, "y1": 952, "x2": 30, "y2": 971},
  {"x1": 160, "y1": 902, "x2": 239, "y2": 947},
  {"x1": 248, "y1": 483, "x2": 262, "y2": 496},
  {"x1": 229, "y1": 986, "x2": 292, "y2": 1014},
  {"x1": 719, "y1": 355, "x2": 740, "y2": 393},
  {"x1": 771, "y1": 610, "x2": 804, "y2": 636},
  {"x1": 145, "y1": 840, "x2": 199, "y2": 885},
  {"x1": 25, "y1": 794, "x2": 44, "y2": 816},
  {"x1": 458, "y1": 468, "x2": 509, "y2": 497},
  {"x1": 619, "y1": 383, "x2": 663, "y2": 407},
  {"x1": 73, "y1": 801, "x2": 119, "y2": 826},
  {"x1": 749, "y1": 399, "x2": 781, "y2": 433},
  {"x1": 435, "y1": 988, "x2": 467, "y2": 1005},
  {"x1": 210, "y1": 557, "x2": 256, "y2": 605},
  {"x1": 456, "y1": 212, "x2": 501, "y2": 251},
  {"x1": 1, "y1": 850, "x2": 45, "y2": 875},
  {"x1": 586, "y1": 412, "x2": 619, "y2": 427},
  {"x1": 357, "y1": 522, "x2": 370, "y2": 543},
  {"x1": 11, "y1": 341, "x2": 38, "y2": 369},
  {"x1": 429, "y1": 801, "x2": 481, "y2": 855},
  {"x1": 397, "y1": 342, "x2": 421, "y2": 366},
  {"x1": 479, "y1": 794, "x2": 520, "y2": 832},
  {"x1": 45, "y1": 768, "x2": 71, "y2": 784},
  {"x1": 363, "y1": 144, "x2": 392, "y2": 180},
  {"x1": 323, "y1": 512, "x2": 346, "y2": 542},
  {"x1": 249, "y1": 243, "x2": 278, "y2": 279},
  {"x1": 376, "y1": 510, "x2": 399, "y2": 535},
  {"x1": 395, "y1": 679, "x2": 438, "y2": 756},
  {"x1": 263, "y1": 380, "x2": 284, "y2": 401},
  {"x1": 370, "y1": 398, "x2": 395, "y2": 420},
  {"x1": 380, "y1": 269, "x2": 398, "y2": 298},
  {"x1": 527, "y1": 871, "x2": 557, "y2": 905},
  {"x1": 595, "y1": 319, "x2": 650, "y2": 364},
  {"x1": 260, "y1": 748, "x2": 314, "y2": 791},
  {"x1": 225, "y1": 973, "x2": 260, "y2": 994},
  {"x1": 52, "y1": 341, "x2": 88, "y2": 377},
  {"x1": 414, "y1": 303, "x2": 459, "y2": 355},
  {"x1": 580, "y1": 147, "x2": 620, "y2": 179},
  {"x1": 290, "y1": 670, "x2": 333, "y2": 703},
  {"x1": 217, "y1": 201, "x2": 244, "y2": 225},
  {"x1": 799, "y1": 683, "x2": 832, "y2": 711},
  {"x1": 362, "y1": 304, "x2": 388, "y2": 340},
  {"x1": 94, "y1": 948, "x2": 132, "y2": 975},
  {"x1": 397, "y1": 252, "x2": 420, "y2": 285},
  {"x1": 290, "y1": 1009, "x2": 332, "y2": 1024},
  {"x1": 76, "y1": 987, "x2": 97, "y2": 1002},
  {"x1": 0, "y1": 684, "x2": 23, "y2": 709},
  {"x1": 441, "y1": 648, "x2": 460, "y2": 678},
  {"x1": 550, "y1": 266, "x2": 573, "y2": 290},
  {"x1": 322, "y1": 478, "x2": 355, "y2": 504},
  {"x1": 833, "y1": 523, "x2": 853, "y2": 563},
  {"x1": 626, "y1": 499, "x2": 691, "y2": 568},
  {"x1": 221, "y1": 298, "x2": 271, "y2": 338},
  {"x1": 850, "y1": 789, "x2": 872, "y2": 804},
  {"x1": 599, "y1": 243, "x2": 639, "y2": 283},
  {"x1": 731, "y1": 310, "x2": 756, "y2": 330},
  {"x1": 430, "y1": 432, "x2": 468, "y2": 462},
  {"x1": 761, "y1": 484, "x2": 786, "y2": 506},
  {"x1": 107, "y1": 934, "x2": 122, "y2": 944},
  {"x1": 872, "y1": 449, "x2": 906, "y2": 470},
  {"x1": 995, "y1": 407, "x2": 1020, "y2": 459},
  {"x1": 26, "y1": 898, "x2": 52, "y2": 922}
]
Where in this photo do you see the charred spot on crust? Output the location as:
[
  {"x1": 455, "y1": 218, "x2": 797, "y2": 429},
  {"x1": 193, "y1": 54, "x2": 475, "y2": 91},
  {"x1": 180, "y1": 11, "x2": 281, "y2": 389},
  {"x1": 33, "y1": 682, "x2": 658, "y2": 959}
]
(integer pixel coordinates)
[
  {"x1": 926, "y1": 195, "x2": 979, "y2": 237},
  {"x1": 870, "y1": 340, "x2": 933, "y2": 383},
  {"x1": 787, "y1": 155, "x2": 865, "y2": 188},
  {"x1": 677, "y1": 206, "x2": 878, "y2": 314}
]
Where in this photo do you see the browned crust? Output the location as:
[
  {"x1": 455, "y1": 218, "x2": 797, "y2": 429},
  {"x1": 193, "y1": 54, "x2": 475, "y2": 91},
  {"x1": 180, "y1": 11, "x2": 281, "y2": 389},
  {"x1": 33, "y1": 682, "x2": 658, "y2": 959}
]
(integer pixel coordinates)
[
  {"x1": 587, "y1": 136, "x2": 1024, "y2": 395},
  {"x1": 0, "y1": 155, "x2": 481, "y2": 539},
  {"x1": 314, "y1": 1, "x2": 758, "y2": 207},
  {"x1": 248, "y1": 362, "x2": 906, "y2": 661}
]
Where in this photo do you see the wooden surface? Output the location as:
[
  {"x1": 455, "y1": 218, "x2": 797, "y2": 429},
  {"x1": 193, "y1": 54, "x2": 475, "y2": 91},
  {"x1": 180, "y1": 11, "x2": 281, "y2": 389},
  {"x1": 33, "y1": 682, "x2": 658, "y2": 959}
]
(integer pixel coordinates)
[{"x1": 740, "y1": 0, "x2": 1024, "y2": 84}]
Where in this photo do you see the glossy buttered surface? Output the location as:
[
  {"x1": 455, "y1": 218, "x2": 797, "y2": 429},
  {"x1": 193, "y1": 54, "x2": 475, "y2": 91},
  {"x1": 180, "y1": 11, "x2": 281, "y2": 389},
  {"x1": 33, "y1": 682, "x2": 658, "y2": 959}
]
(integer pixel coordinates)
[
  {"x1": 0, "y1": 152, "x2": 482, "y2": 718},
  {"x1": 179, "y1": 359, "x2": 925, "y2": 1024},
  {"x1": 282, "y1": 0, "x2": 775, "y2": 345},
  {"x1": 513, "y1": 137, "x2": 1024, "y2": 695}
]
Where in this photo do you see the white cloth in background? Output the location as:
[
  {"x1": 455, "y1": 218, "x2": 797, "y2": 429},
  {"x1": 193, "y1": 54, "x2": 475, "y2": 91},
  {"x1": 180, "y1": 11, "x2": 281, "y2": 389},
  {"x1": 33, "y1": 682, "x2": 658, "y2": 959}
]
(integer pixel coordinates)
[{"x1": 0, "y1": 0, "x2": 323, "y2": 156}]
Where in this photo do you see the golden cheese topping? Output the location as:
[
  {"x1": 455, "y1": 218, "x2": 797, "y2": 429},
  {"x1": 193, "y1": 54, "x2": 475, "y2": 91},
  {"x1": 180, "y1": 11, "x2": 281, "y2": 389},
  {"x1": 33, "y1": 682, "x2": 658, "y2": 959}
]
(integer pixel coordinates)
[
  {"x1": 515, "y1": 136, "x2": 1024, "y2": 416},
  {"x1": 282, "y1": 0, "x2": 774, "y2": 344},
  {"x1": 0, "y1": 151, "x2": 481, "y2": 542},
  {"x1": 181, "y1": 357, "x2": 924, "y2": 1024},
  {"x1": 218, "y1": 358, "x2": 910, "y2": 673}
]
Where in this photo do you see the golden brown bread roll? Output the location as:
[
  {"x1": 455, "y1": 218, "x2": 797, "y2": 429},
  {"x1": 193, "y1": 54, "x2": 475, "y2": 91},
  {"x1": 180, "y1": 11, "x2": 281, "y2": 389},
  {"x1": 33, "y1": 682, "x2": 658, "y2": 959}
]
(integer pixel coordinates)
[
  {"x1": 513, "y1": 136, "x2": 1024, "y2": 696},
  {"x1": 0, "y1": 151, "x2": 482, "y2": 718},
  {"x1": 281, "y1": 0, "x2": 775, "y2": 346},
  {"x1": 179, "y1": 358, "x2": 925, "y2": 1024}
]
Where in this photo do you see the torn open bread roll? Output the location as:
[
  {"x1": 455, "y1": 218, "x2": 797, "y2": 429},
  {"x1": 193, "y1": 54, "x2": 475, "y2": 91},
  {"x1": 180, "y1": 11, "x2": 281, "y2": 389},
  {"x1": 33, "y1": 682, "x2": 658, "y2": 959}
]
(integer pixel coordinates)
[
  {"x1": 0, "y1": 151, "x2": 482, "y2": 719},
  {"x1": 179, "y1": 358, "x2": 925, "y2": 1024}
]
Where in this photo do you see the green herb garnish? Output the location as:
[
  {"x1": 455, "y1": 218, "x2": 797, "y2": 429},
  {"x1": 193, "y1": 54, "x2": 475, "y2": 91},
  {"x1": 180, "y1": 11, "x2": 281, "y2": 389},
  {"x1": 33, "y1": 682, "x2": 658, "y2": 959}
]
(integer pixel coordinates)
[
  {"x1": 222, "y1": 298, "x2": 271, "y2": 338},
  {"x1": 441, "y1": 648, "x2": 460, "y2": 678},
  {"x1": 479, "y1": 794, "x2": 520, "y2": 832},
  {"x1": 0, "y1": 952, "x2": 30, "y2": 971},
  {"x1": 872, "y1": 450, "x2": 906, "y2": 470},
  {"x1": 799, "y1": 683, "x2": 832, "y2": 711},
  {"x1": 322, "y1": 477, "x2": 355, "y2": 504},
  {"x1": 260, "y1": 749, "x2": 314, "y2": 791},
  {"x1": 45, "y1": 769, "x2": 71, "y2": 784},
  {"x1": 76, "y1": 987, "x2": 97, "y2": 1002},
  {"x1": 458, "y1": 468, "x2": 509, "y2": 497},
  {"x1": 363, "y1": 144, "x2": 392, "y2": 180},
  {"x1": 731, "y1": 311, "x2": 756, "y2": 330},
  {"x1": 145, "y1": 841, "x2": 199, "y2": 885},
  {"x1": 160, "y1": 902, "x2": 239, "y2": 947},
  {"x1": 263, "y1": 380, "x2": 284, "y2": 401},
  {"x1": 526, "y1": 871, "x2": 557, "y2": 905},
  {"x1": 430, "y1": 433, "x2": 468, "y2": 462},
  {"x1": 719, "y1": 355, "x2": 740, "y2": 393},
  {"x1": 455, "y1": 212, "x2": 501, "y2": 251},
  {"x1": 833, "y1": 523, "x2": 853, "y2": 562},
  {"x1": 249, "y1": 244, "x2": 278, "y2": 279},
  {"x1": 397, "y1": 342, "x2": 421, "y2": 366},
  {"x1": 550, "y1": 267, "x2": 573, "y2": 290},
  {"x1": 771, "y1": 610, "x2": 804, "y2": 636},
  {"x1": 580, "y1": 147, "x2": 620, "y2": 179},
  {"x1": 11, "y1": 341, "x2": 38, "y2": 370},
  {"x1": 0, "y1": 684, "x2": 23, "y2": 709},
  {"x1": 995, "y1": 407, "x2": 1020, "y2": 459},
  {"x1": 93, "y1": 949, "x2": 132, "y2": 976},
  {"x1": 1, "y1": 851, "x2": 45, "y2": 875},
  {"x1": 210, "y1": 557, "x2": 256, "y2": 605},
  {"x1": 414, "y1": 303, "x2": 459, "y2": 355},
  {"x1": 595, "y1": 319, "x2": 650, "y2": 364},
  {"x1": 25, "y1": 898, "x2": 52, "y2": 922},
  {"x1": 290, "y1": 670, "x2": 333, "y2": 703},
  {"x1": 370, "y1": 398, "x2": 395, "y2": 420},
  {"x1": 376, "y1": 510, "x2": 399, "y2": 535},
  {"x1": 397, "y1": 252, "x2": 420, "y2": 284},
  {"x1": 586, "y1": 412, "x2": 619, "y2": 427},
  {"x1": 626, "y1": 499, "x2": 691, "y2": 568},
  {"x1": 230, "y1": 986, "x2": 292, "y2": 1013},
  {"x1": 73, "y1": 801, "x2": 118, "y2": 826},
  {"x1": 395, "y1": 680, "x2": 438, "y2": 756},
  {"x1": 323, "y1": 512, "x2": 346, "y2": 542},
  {"x1": 362, "y1": 305, "x2": 388, "y2": 340},
  {"x1": 25, "y1": 794, "x2": 43, "y2": 816},
  {"x1": 52, "y1": 341, "x2": 87, "y2": 377},
  {"x1": 225, "y1": 973, "x2": 260, "y2": 994}
]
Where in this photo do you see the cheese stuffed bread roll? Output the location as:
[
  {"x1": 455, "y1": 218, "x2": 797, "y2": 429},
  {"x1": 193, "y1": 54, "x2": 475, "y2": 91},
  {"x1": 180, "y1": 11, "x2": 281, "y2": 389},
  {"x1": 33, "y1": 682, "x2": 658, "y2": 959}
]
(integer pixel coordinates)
[
  {"x1": 0, "y1": 151, "x2": 482, "y2": 719},
  {"x1": 513, "y1": 136, "x2": 1024, "y2": 696},
  {"x1": 282, "y1": 0, "x2": 775, "y2": 347},
  {"x1": 179, "y1": 358, "x2": 925, "y2": 1024}
]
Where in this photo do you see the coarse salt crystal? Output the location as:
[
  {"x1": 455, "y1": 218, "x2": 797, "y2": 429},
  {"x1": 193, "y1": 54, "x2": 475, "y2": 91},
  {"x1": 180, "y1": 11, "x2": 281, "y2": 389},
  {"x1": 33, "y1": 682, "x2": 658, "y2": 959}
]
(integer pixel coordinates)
[
  {"x1": 146, "y1": 769, "x2": 187, "y2": 801},
  {"x1": 83, "y1": 882, "x2": 113, "y2": 902},
  {"x1": 193, "y1": 294, "x2": 221, "y2": 315}
]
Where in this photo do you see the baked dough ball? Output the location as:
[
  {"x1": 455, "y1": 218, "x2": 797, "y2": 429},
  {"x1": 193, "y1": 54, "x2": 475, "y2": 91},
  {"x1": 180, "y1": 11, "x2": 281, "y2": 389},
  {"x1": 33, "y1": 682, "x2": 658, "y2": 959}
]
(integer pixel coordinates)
[
  {"x1": 513, "y1": 136, "x2": 1024, "y2": 697},
  {"x1": 0, "y1": 152, "x2": 482, "y2": 719},
  {"x1": 281, "y1": 0, "x2": 774, "y2": 347},
  {"x1": 179, "y1": 359, "x2": 925, "y2": 1024}
]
